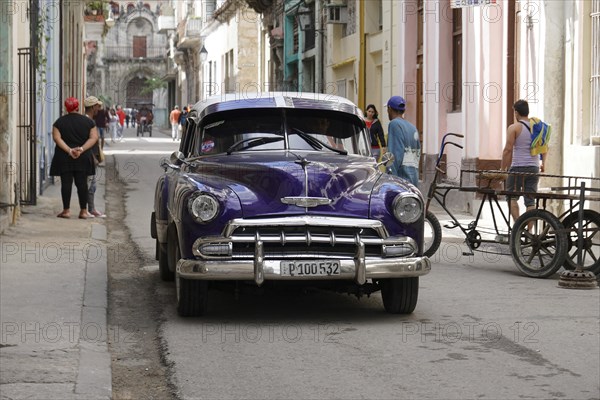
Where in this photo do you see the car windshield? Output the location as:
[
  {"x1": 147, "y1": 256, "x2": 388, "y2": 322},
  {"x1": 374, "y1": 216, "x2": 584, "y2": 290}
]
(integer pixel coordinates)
[{"x1": 195, "y1": 109, "x2": 370, "y2": 156}]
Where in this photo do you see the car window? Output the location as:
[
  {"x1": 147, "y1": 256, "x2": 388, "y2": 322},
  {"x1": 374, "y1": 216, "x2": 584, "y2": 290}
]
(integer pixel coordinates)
[
  {"x1": 286, "y1": 112, "x2": 370, "y2": 156},
  {"x1": 194, "y1": 108, "x2": 370, "y2": 156},
  {"x1": 198, "y1": 110, "x2": 284, "y2": 155},
  {"x1": 180, "y1": 117, "x2": 197, "y2": 157}
]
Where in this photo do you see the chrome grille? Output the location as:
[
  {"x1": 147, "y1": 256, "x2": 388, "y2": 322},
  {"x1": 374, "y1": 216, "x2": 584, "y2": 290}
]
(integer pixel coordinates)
[
  {"x1": 230, "y1": 225, "x2": 382, "y2": 258},
  {"x1": 193, "y1": 217, "x2": 417, "y2": 260}
]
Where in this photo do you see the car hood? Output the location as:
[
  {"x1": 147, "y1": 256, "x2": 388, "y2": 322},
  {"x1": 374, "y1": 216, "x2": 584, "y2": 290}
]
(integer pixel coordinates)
[{"x1": 187, "y1": 152, "x2": 385, "y2": 218}]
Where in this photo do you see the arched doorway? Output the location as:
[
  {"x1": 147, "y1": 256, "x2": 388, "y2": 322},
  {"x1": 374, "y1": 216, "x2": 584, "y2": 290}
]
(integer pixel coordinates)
[{"x1": 126, "y1": 77, "x2": 152, "y2": 108}]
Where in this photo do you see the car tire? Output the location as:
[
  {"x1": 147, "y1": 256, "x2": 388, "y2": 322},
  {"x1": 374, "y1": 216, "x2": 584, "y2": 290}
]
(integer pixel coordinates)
[
  {"x1": 177, "y1": 277, "x2": 208, "y2": 317},
  {"x1": 167, "y1": 225, "x2": 180, "y2": 276},
  {"x1": 158, "y1": 240, "x2": 174, "y2": 281},
  {"x1": 423, "y1": 211, "x2": 442, "y2": 258},
  {"x1": 380, "y1": 277, "x2": 419, "y2": 314}
]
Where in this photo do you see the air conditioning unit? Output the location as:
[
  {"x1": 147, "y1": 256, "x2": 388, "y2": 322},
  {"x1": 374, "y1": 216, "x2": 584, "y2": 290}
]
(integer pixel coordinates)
[
  {"x1": 326, "y1": 5, "x2": 348, "y2": 24},
  {"x1": 328, "y1": 0, "x2": 346, "y2": 5}
]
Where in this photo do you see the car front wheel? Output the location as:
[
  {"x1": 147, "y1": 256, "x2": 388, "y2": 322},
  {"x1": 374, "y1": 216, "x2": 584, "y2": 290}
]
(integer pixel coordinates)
[
  {"x1": 176, "y1": 276, "x2": 208, "y2": 317},
  {"x1": 380, "y1": 277, "x2": 419, "y2": 314},
  {"x1": 158, "y1": 240, "x2": 174, "y2": 281}
]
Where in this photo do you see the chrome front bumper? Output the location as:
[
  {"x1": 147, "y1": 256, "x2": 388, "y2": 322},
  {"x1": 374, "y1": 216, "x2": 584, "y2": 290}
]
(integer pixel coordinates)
[{"x1": 177, "y1": 256, "x2": 431, "y2": 286}]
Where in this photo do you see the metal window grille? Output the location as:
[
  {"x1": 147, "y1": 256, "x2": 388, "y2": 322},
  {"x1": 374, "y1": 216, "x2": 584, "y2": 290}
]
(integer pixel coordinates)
[
  {"x1": 336, "y1": 79, "x2": 346, "y2": 98},
  {"x1": 592, "y1": 0, "x2": 600, "y2": 138},
  {"x1": 17, "y1": 47, "x2": 37, "y2": 205}
]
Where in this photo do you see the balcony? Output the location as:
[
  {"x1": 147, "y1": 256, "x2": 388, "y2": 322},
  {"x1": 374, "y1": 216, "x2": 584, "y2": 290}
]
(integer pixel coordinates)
[
  {"x1": 177, "y1": 18, "x2": 202, "y2": 49},
  {"x1": 158, "y1": 15, "x2": 176, "y2": 33},
  {"x1": 84, "y1": 15, "x2": 105, "y2": 41},
  {"x1": 104, "y1": 46, "x2": 168, "y2": 60}
]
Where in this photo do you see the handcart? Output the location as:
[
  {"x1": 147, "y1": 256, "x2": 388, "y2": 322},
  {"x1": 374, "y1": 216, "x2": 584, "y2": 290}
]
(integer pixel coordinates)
[
  {"x1": 135, "y1": 102, "x2": 154, "y2": 137},
  {"x1": 424, "y1": 133, "x2": 600, "y2": 278}
]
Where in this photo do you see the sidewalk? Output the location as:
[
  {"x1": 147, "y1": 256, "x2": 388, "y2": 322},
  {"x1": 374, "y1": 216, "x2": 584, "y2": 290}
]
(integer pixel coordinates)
[{"x1": 0, "y1": 170, "x2": 111, "y2": 399}]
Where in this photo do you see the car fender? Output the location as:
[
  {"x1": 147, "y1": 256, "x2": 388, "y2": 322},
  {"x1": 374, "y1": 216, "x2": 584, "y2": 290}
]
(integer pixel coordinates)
[{"x1": 153, "y1": 175, "x2": 169, "y2": 243}]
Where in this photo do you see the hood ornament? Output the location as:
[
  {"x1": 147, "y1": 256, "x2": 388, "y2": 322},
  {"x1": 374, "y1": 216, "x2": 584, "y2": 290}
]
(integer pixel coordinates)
[
  {"x1": 281, "y1": 157, "x2": 332, "y2": 208},
  {"x1": 281, "y1": 196, "x2": 332, "y2": 208}
]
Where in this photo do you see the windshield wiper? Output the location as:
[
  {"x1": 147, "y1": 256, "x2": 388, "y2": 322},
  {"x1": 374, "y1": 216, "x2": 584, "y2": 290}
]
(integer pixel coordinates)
[
  {"x1": 226, "y1": 136, "x2": 284, "y2": 155},
  {"x1": 292, "y1": 129, "x2": 348, "y2": 155}
]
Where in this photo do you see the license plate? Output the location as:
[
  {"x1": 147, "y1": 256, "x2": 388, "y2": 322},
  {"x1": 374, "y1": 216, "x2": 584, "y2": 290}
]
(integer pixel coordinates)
[{"x1": 280, "y1": 260, "x2": 341, "y2": 277}]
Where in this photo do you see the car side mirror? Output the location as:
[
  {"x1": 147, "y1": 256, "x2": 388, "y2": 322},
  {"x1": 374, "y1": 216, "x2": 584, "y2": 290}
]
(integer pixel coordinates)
[
  {"x1": 170, "y1": 151, "x2": 185, "y2": 166},
  {"x1": 378, "y1": 152, "x2": 395, "y2": 167}
]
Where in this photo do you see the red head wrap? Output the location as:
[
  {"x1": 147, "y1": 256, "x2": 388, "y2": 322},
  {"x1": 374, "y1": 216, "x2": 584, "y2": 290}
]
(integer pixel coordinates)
[{"x1": 64, "y1": 97, "x2": 79, "y2": 113}]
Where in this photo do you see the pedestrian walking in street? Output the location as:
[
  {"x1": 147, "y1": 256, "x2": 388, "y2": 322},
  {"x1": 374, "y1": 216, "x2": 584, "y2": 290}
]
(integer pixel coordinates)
[
  {"x1": 50, "y1": 97, "x2": 98, "y2": 219},
  {"x1": 365, "y1": 104, "x2": 386, "y2": 161},
  {"x1": 131, "y1": 108, "x2": 137, "y2": 128},
  {"x1": 116, "y1": 105, "x2": 126, "y2": 139},
  {"x1": 84, "y1": 96, "x2": 106, "y2": 218},
  {"x1": 170, "y1": 105, "x2": 182, "y2": 141},
  {"x1": 501, "y1": 99, "x2": 548, "y2": 222},
  {"x1": 386, "y1": 96, "x2": 421, "y2": 186},
  {"x1": 125, "y1": 111, "x2": 131, "y2": 128},
  {"x1": 94, "y1": 105, "x2": 108, "y2": 149},
  {"x1": 179, "y1": 106, "x2": 189, "y2": 138},
  {"x1": 108, "y1": 108, "x2": 119, "y2": 142}
]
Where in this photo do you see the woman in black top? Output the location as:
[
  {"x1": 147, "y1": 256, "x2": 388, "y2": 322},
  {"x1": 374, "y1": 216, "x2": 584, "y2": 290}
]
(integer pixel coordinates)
[
  {"x1": 50, "y1": 97, "x2": 99, "y2": 219},
  {"x1": 365, "y1": 104, "x2": 386, "y2": 161}
]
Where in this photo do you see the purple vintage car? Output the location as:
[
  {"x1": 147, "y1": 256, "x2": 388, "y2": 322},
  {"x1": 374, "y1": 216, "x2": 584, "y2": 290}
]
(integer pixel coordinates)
[{"x1": 151, "y1": 92, "x2": 430, "y2": 316}]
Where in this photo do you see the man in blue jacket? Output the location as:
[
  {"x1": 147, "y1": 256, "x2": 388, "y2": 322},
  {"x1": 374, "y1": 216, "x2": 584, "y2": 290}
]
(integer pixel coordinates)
[{"x1": 386, "y1": 96, "x2": 421, "y2": 186}]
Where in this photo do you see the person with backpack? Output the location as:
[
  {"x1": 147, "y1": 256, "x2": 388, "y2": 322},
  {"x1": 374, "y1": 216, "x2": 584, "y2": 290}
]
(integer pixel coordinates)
[
  {"x1": 386, "y1": 96, "x2": 420, "y2": 187},
  {"x1": 501, "y1": 99, "x2": 549, "y2": 222}
]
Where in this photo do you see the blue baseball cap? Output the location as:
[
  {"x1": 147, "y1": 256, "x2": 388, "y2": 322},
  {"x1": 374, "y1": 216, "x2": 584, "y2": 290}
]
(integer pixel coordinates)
[{"x1": 386, "y1": 96, "x2": 406, "y2": 112}]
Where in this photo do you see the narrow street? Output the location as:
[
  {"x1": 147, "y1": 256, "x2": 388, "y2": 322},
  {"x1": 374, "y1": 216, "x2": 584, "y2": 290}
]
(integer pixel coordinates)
[
  {"x1": 104, "y1": 150, "x2": 174, "y2": 400},
  {"x1": 2, "y1": 1, "x2": 599, "y2": 399},
  {"x1": 103, "y1": 126, "x2": 600, "y2": 399}
]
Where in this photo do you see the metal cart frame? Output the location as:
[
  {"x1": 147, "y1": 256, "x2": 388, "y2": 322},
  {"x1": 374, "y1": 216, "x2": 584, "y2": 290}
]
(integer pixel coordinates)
[{"x1": 424, "y1": 133, "x2": 600, "y2": 278}]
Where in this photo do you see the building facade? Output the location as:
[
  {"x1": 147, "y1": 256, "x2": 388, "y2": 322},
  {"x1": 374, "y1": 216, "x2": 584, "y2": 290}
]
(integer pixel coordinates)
[
  {"x1": 3, "y1": 0, "x2": 596, "y2": 234},
  {"x1": 1, "y1": 0, "x2": 91, "y2": 234},
  {"x1": 87, "y1": 1, "x2": 170, "y2": 126}
]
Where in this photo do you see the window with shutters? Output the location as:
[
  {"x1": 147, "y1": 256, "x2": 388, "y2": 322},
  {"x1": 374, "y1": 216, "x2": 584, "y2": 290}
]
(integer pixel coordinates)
[{"x1": 133, "y1": 36, "x2": 147, "y2": 58}]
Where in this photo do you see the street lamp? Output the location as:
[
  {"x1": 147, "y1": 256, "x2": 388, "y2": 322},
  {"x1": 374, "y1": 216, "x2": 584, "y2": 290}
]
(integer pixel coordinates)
[
  {"x1": 199, "y1": 45, "x2": 208, "y2": 62},
  {"x1": 105, "y1": 9, "x2": 115, "y2": 27}
]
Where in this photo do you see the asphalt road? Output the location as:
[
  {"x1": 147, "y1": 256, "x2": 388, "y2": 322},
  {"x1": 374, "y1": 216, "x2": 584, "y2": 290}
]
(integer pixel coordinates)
[{"x1": 106, "y1": 127, "x2": 600, "y2": 400}]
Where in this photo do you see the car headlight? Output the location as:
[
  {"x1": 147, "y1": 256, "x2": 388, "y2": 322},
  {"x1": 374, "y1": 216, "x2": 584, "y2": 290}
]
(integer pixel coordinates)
[
  {"x1": 188, "y1": 194, "x2": 220, "y2": 223},
  {"x1": 392, "y1": 193, "x2": 422, "y2": 224}
]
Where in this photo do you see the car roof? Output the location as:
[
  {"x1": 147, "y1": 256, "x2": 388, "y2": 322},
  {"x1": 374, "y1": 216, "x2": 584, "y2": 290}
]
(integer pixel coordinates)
[{"x1": 190, "y1": 92, "x2": 363, "y2": 121}]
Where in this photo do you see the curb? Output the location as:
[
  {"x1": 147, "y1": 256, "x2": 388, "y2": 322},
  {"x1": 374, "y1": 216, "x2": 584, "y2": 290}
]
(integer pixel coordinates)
[{"x1": 75, "y1": 223, "x2": 111, "y2": 399}]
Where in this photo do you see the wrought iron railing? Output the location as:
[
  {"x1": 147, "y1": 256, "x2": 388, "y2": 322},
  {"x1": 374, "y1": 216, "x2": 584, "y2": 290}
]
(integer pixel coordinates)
[{"x1": 104, "y1": 46, "x2": 168, "y2": 60}]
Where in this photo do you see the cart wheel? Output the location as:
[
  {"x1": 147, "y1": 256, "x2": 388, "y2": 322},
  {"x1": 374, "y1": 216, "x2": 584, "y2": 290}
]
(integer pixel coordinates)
[
  {"x1": 423, "y1": 211, "x2": 442, "y2": 257},
  {"x1": 510, "y1": 209, "x2": 567, "y2": 278},
  {"x1": 561, "y1": 209, "x2": 600, "y2": 275}
]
